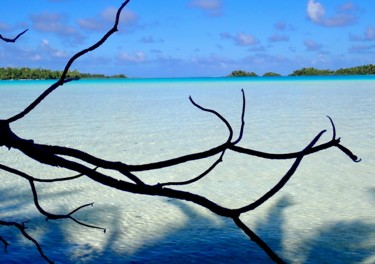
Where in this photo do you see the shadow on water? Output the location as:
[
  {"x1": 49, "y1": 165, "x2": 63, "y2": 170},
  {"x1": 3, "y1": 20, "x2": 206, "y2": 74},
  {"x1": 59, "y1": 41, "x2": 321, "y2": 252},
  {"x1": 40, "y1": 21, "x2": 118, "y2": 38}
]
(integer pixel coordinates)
[
  {"x1": 368, "y1": 187, "x2": 375, "y2": 205},
  {"x1": 253, "y1": 195, "x2": 295, "y2": 260},
  {"x1": 120, "y1": 199, "x2": 273, "y2": 264},
  {"x1": 1, "y1": 185, "x2": 374, "y2": 264},
  {"x1": 300, "y1": 187, "x2": 375, "y2": 264},
  {"x1": 302, "y1": 220, "x2": 375, "y2": 264},
  {"x1": 253, "y1": 195, "x2": 375, "y2": 264}
]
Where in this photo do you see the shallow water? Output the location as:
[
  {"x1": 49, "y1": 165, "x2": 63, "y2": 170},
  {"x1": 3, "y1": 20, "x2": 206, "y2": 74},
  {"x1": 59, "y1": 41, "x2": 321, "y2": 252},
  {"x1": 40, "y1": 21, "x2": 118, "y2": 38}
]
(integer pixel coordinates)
[{"x1": 0, "y1": 77, "x2": 374, "y2": 263}]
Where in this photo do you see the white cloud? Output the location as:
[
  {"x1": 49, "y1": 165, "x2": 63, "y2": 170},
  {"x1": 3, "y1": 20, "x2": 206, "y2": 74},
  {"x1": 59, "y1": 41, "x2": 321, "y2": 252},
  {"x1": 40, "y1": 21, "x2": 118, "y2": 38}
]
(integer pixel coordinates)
[
  {"x1": 307, "y1": 0, "x2": 325, "y2": 23},
  {"x1": 307, "y1": 0, "x2": 357, "y2": 27},
  {"x1": 117, "y1": 51, "x2": 147, "y2": 63},
  {"x1": 0, "y1": 45, "x2": 41, "y2": 65},
  {"x1": 30, "y1": 12, "x2": 85, "y2": 43},
  {"x1": 268, "y1": 33, "x2": 289, "y2": 42},
  {"x1": 237, "y1": 33, "x2": 256, "y2": 46},
  {"x1": 102, "y1": 7, "x2": 138, "y2": 24},
  {"x1": 304, "y1": 39, "x2": 322, "y2": 51},
  {"x1": 189, "y1": 0, "x2": 223, "y2": 16},
  {"x1": 41, "y1": 39, "x2": 68, "y2": 58},
  {"x1": 77, "y1": 18, "x2": 105, "y2": 31},
  {"x1": 365, "y1": 27, "x2": 375, "y2": 41},
  {"x1": 140, "y1": 36, "x2": 163, "y2": 44},
  {"x1": 349, "y1": 44, "x2": 375, "y2": 54},
  {"x1": 274, "y1": 21, "x2": 286, "y2": 31},
  {"x1": 0, "y1": 22, "x2": 11, "y2": 32},
  {"x1": 190, "y1": 53, "x2": 234, "y2": 67},
  {"x1": 221, "y1": 32, "x2": 258, "y2": 46},
  {"x1": 350, "y1": 27, "x2": 375, "y2": 42},
  {"x1": 41, "y1": 39, "x2": 49, "y2": 46},
  {"x1": 78, "y1": 7, "x2": 139, "y2": 32}
]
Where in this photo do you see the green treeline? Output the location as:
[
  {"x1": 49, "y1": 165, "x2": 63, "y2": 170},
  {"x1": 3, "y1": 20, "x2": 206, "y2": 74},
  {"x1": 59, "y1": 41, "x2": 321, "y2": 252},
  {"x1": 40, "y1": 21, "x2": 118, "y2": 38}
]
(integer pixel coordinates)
[
  {"x1": 228, "y1": 70, "x2": 258, "y2": 77},
  {"x1": 228, "y1": 70, "x2": 281, "y2": 77},
  {"x1": 289, "y1": 64, "x2": 375, "y2": 76},
  {"x1": 289, "y1": 67, "x2": 333, "y2": 76},
  {"x1": 0, "y1": 67, "x2": 126, "y2": 80},
  {"x1": 229, "y1": 64, "x2": 375, "y2": 77}
]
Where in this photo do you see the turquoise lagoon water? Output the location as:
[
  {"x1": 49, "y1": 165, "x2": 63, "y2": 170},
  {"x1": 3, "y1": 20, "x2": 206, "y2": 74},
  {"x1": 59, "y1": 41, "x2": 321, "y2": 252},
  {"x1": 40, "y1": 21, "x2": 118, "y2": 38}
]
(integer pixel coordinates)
[{"x1": 0, "y1": 76, "x2": 374, "y2": 263}]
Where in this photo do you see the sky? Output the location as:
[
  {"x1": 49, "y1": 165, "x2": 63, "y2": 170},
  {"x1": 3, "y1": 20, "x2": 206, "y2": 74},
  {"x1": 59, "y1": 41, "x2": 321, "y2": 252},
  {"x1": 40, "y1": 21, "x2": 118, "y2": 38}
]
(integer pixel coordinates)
[{"x1": 0, "y1": 0, "x2": 375, "y2": 78}]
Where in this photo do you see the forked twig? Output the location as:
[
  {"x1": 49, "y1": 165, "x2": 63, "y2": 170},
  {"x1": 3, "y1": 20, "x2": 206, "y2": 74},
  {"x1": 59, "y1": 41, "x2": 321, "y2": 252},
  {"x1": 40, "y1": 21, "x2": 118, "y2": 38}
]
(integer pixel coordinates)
[
  {"x1": 0, "y1": 163, "x2": 106, "y2": 232},
  {"x1": 190, "y1": 95, "x2": 234, "y2": 143}
]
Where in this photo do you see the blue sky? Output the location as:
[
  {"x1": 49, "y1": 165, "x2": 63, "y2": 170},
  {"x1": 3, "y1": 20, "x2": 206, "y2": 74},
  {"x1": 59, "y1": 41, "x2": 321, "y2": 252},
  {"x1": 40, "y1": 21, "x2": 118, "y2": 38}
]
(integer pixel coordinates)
[{"x1": 1, "y1": 0, "x2": 374, "y2": 78}]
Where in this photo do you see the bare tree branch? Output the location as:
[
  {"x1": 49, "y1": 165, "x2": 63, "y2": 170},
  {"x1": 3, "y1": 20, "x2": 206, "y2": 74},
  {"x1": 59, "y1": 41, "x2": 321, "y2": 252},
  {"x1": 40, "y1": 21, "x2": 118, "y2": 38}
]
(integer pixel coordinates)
[
  {"x1": 0, "y1": 0, "x2": 361, "y2": 263},
  {"x1": 0, "y1": 163, "x2": 105, "y2": 231},
  {"x1": 36, "y1": 131, "x2": 348, "y2": 173},
  {"x1": 157, "y1": 150, "x2": 226, "y2": 187},
  {"x1": 233, "y1": 89, "x2": 246, "y2": 144},
  {"x1": 234, "y1": 129, "x2": 326, "y2": 214},
  {"x1": 190, "y1": 95, "x2": 234, "y2": 143},
  {"x1": 0, "y1": 29, "x2": 28, "y2": 43},
  {"x1": 1, "y1": 88, "x2": 360, "y2": 263},
  {"x1": 0, "y1": 163, "x2": 88, "y2": 183},
  {"x1": 232, "y1": 216, "x2": 286, "y2": 264}
]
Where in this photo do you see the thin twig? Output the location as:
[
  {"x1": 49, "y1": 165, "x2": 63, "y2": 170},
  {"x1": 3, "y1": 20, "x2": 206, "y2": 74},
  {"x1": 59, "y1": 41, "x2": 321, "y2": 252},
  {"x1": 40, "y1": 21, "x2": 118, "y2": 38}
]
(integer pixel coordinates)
[
  {"x1": 0, "y1": 163, "x2": 106, "y2": 231},
  {"x1": 232, "y1": 216, "x2": 286, "y2": 263},
  {"x1": 0, "y1": 163, "x2": 88, "y2": 182},
  {"x1": 234, "y1": 129, "x2": 326, "y2": 214},
  {"x1": 0, "y1": 29, "x2": 28, "y2": 43},
  {"x1": 38, "y1": 136, "x2": 345, "y2": 171},
  {"x1": 336, "y1": 144, "x2": 361, "y2": 162},
  {"x1": 233, "y1": 89, "x2": 246, "y2": 145},
  {"x1": 189, "y1": 95, "x2": 234, "y2": 143},
  {"x1": 27, "y1": 178, "x2": 105, "y2": 231},
  {"x1": 158, "y1": 150, "x2": 226, "y2": 187},
  {"x1": 327, "y1": 115, "x2": 336, "y2": 140}
]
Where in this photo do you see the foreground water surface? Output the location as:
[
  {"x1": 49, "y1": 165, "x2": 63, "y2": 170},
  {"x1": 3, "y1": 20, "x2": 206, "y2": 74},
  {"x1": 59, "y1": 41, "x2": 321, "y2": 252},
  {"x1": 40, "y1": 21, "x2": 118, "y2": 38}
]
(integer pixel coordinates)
[{"x1": 0, "y1": 76, "x2": 374, "y2": 263}]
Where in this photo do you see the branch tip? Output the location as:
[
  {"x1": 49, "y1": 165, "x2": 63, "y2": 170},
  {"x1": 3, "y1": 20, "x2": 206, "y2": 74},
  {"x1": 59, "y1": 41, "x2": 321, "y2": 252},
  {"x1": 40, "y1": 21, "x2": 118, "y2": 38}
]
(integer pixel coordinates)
[
  {"x1": 337, "y1": 144, "x2": 361, "y2": 162},
  {"x1": 189, "y1": 95, "x2": 234, "y2": 142},
  {"x1": 0, "y1": 29, "x2": 29, "y2": 43},
  {"x1": 233, "y1": 89, "x2": 246, "y2": 144},
  {"x1": 326, "y1": 116, "x2": 336, "y2": 140}
]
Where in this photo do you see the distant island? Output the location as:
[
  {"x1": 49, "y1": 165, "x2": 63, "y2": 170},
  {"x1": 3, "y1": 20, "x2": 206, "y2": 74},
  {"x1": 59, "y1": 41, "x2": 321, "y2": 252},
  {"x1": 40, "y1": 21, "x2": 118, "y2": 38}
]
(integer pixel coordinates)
[
  {"x1": 228, "y1": 64, "x2": 375, "y2": 77},
  {"x1": 228, "y1": 70, "x2": 259, "y2": 77},
  {"x1": 0, "y1": 67, "x2": 126, "y2": 80},
  {"x1": 2, "y1": 64, "x2": 375, "y2": 80}
]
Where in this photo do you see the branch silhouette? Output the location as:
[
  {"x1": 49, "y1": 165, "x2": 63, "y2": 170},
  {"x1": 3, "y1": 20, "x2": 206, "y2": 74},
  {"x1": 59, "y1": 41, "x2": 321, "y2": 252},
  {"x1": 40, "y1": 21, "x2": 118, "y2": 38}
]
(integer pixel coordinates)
[
  {"x1": 0, "y1": 29, "x2": 28, "y2": 43},
  {"x1": 0, "y1": 1, "x2": 360, "y2": 263}
]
